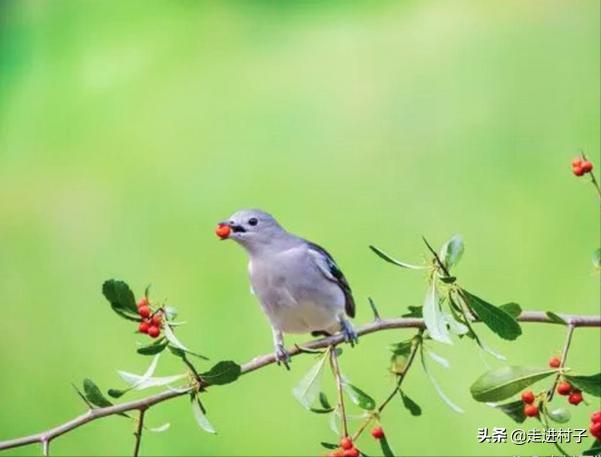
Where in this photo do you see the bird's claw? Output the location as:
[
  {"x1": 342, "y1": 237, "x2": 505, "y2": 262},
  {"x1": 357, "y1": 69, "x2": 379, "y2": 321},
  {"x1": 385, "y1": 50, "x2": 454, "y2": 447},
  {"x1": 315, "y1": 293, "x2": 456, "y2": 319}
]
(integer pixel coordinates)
[
  {"x1": 340, "y1": 319, "x2": 359, "y2": 347},
  {"x1": 275, "y1": 344, "x2": 291, "y2": 370}
]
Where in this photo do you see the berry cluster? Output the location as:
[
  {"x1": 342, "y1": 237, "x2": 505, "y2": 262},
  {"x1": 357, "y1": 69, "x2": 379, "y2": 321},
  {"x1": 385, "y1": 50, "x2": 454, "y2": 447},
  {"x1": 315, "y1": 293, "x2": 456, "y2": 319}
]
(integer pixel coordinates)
[
  {"x1": 328, "y1": 428, "x2": 385, "y2": 457},
  {"x1": 520, "y1": 390, "x2": 539, "y2": 417},
  {"x1": 556, "y1": 381, "x2": 583, "y2": 405},
  {"x1": 572, "y1": 157, "x2": 593, "y2": 177},
  {"x1": 590, "y1": 410, "x2": 601, "y2": 441},
  {"x1": 136, "y1": 297, "x2": 163, "y2": 339}
]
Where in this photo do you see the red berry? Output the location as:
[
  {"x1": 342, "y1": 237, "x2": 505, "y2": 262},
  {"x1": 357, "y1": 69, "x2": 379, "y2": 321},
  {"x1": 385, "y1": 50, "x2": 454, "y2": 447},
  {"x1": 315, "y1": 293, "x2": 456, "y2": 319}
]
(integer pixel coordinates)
[
  {"x1": 138, "y1": 321, "x2": 150, "y2": 334},
  {"x1": 371, "y1": 426, "x2": 385, "y2": 439},
  {"x1": 524, "y1": 404, "x2": 539, "y2": 417},
  {"x1": 572, "y1": 158, "x2": 583, "y2": 167},
  {"x1": 151, "y1": 313, "x2": 163, "y2": 326},
  {"x1": 549, "y1": 357, "x2": 561, "y2": 368},
  {"x1": 343, "y1": 448, "x2": 359, "y2": 457},
  {"x1": 138, "y1": 305, "x2": 151, "y2": 318},
  {"x1": 521, "y1": 390, "x2": 535, "y2": 404},
  {"x1": 573, "y1": 166, "x2": 585, "y2": 176},
  {"x1": 590, "y1": 421, "x2": 601, "y2": 438},
  {"x1": 147, "y1": 326, "x2": 160, "y2": 338},
  {"x1": 591, "y1": 411, "x2": 601, "y2": 423},
  {"x1": 137, "y1": 297, "x2": 149, "y2": 308},
  {"x1": 215, "y1": 224, "x2": 231, "y2": 240},
  {"x1": 581, "y1": 161, "x2": 593, "y2": 173},
  {"x1": 340, "y1": 437, "x2": 353, "y2": 450},
  {"x1": 329, "y1": 450, "x2": 344, "y2": 457},
  {"x1": 557, "y1": 382, "x2": 572, "y2": 396},
  {"x1": 568, "y1": 390, "x2": 583, "y2": 405}
]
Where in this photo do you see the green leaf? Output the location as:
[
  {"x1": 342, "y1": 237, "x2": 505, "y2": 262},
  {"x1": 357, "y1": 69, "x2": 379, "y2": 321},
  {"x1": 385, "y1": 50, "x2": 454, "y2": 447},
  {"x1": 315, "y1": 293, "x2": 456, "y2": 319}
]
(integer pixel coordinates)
[
  {"x1": 163, "y1": 323, "x2": 189, "y2": 352},
  {"x1": 545, "y1": 311, "x2": 568, "y2": 325},
  {"x1": 310, "y1": 392, "x2": 335, "y2": 414},
  {"x1": 499, "y1": 302, "x2": 522, "y2": 319},
  {"x1": 71, "y1": 383, "x2": 93, "y2": 408},
  {"x1": 137, "y1": 340, "x2": 169, "y2": 356},
  {"x1": 593, "y1": 248, "x2": 601, "y2": 269},
  {"x1": 564, "y1": 373, "x2": 601, "y2": 397},
  {"x1": 461, "y1": 290, "x2": 522, "y2": 340},
  {"x1": 167, "y1": 346, "x2": 209, "y2": 361},
  {"x1": 200, "y1": 361, "x2": 241, "y2": 386},
  {"x1": 439, "y1": 275, "x2": 456, "y2": 284},
  {"x1": 378, "y1": 434, "x2": 396, "y2": 457},
  {"x1": 102, "y1": 279, "x2": 138, "y2": 315},
  {"x1": 491, "y1": 400, "x2": 526, "y2": 423},
  {"x1": 191, "y1": 396, "x2": 216, "y2": 434},
  {"x1": 584, "y1": 439, "x2": 601, "y2": 456},
  {"x1": 369, "y1": 245, "x2": 425, "y2": 269},
  {"x1": 399, "y1": 390, "x2": 422, "y2": 416},
  {"x1": 389, "y1": 339, "x2": 414, "y2": 356},
  {"x1": 107, "y1": 388, "x2": 129, "y2": 399},
  {"x1": 470, "y1": 366, "x2": 557, "y2": 402},
  {"x1": 147, "y1": 422, "x2": 170, "y2": 433},
  {"x1": 439, "y1": 235, "x2": 464, "y2": 270},
  {"x1": 83, "y1": 378, "x2": 113, "y2": 408},
  {"x1": 342, "y1": 382, "x2": 376, "y2": 411},
  {"x1": 320, "y1": 442, "x2": 339, "y2": 450},
  {"x1": 292, "y1": 351, "x2": 328, "y2": 409},
  {"x1": 401, "y1": 306, "x2": 422, "y2": 318},
  {"x1": 423, "y1": 282, "x2": 452, "y2": 344},
  {"x1": 419, "y1": 347, "x2": 463, "y2": 413},
  {"x1": 545, "y1": 406, "x2": 571, "y2": 423}
]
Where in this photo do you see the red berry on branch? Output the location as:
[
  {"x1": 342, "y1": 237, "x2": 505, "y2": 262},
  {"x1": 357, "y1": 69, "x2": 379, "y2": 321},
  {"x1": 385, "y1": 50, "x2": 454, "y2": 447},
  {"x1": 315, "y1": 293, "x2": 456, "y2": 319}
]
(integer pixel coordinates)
[
  {"x1": 138, "y1": 305, "x2": 151, "y2": 319},
  {"x1": 590, "y1": 421, "x2": 601, "y2": 438},
  {"x1": 137, "y1": 297, "x2": 149, "y2": 308},
  {"x1": 138, "y1": 321, "x2": 150, "y2": 334},
  {"x1": 329, "y1": 450, "x2": 344, "y2": 457},
  {"x1": 343, "y1": 448, "x2": 359, "y2": 457},
  {"x1": 340, "y1": 437, "x2": 353, "y2": 450},
  {"x1": 371, "y1": 426, "x2": 385, "y2": 439},
  {"x1": 557, "y1": 382, "x2": 572, "y2": 396},
  {"x1": 524, "y1": 404, "x2": 539, "y2": 417},
  {"x1": 568, "y1": 390, "x2": 583, "y2": 405},
  {"x1": 591, "y1": 411, "x2": 601, "y2": 423},
  {"x1": 147, "y1": 326, "x2": 160, "y2": 338},
  {"x1": 521, "y1": 390, "x2": 535, "y2": 404},
  {"x1": 151, "y1": 313, "x2": 163, "y2": 326},
  {"x1": 573, "y1": 166, "x2": 585, "y2": 177},
  {"x1": 581, "y1": 161, "x2": 593, "y2": 173},
  {"x1": 548, "y1": 357, "x2": 561, "y2": 368},
  {"x1": 215, "y1": 224, "x2": 231, "y2": 240},
  {"x1": 572, "y1": 158, "x2": 583, "y2": 167}
]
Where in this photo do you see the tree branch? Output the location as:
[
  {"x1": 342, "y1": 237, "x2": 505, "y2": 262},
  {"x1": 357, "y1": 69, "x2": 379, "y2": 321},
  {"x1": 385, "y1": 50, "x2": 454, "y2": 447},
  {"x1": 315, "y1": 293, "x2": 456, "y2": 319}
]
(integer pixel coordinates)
[{"x1": 0, "y1": 310, "x2": 599, "y2": 454}]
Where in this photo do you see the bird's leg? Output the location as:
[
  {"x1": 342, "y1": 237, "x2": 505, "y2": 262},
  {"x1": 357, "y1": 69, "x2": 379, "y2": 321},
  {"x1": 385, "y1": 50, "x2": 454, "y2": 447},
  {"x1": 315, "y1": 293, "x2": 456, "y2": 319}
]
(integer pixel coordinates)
[
  {"x1": 338, "y1": 315, "x2": 358, "y2": 347},
  {"x1": 272, "y1": 327, "x2": 291, "y2": 370}
]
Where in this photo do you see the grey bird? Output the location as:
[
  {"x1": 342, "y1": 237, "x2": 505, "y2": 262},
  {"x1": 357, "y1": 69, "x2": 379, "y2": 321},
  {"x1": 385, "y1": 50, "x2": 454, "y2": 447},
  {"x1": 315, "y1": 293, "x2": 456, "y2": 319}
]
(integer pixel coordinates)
[{"x1": 217, "y1": 209, "x2": 357, "y2": 368}]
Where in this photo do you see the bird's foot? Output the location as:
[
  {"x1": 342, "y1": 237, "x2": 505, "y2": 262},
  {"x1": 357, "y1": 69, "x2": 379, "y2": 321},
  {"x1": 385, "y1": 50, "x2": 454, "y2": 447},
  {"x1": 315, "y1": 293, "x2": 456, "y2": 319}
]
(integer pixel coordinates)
[
  {"x1": 340, "y1": 319, "x2": 358, "y2": 347},
  {"x1": 274, "y1": 344, "x2": 291, "y2": 370}
]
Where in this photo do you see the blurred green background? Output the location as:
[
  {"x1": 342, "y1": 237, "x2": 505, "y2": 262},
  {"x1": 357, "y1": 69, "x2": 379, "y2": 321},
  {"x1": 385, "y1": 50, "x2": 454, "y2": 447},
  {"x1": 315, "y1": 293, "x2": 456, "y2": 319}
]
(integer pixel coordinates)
[{"x1": 0, "y1": 1, "x2": 599, "y2": 456}]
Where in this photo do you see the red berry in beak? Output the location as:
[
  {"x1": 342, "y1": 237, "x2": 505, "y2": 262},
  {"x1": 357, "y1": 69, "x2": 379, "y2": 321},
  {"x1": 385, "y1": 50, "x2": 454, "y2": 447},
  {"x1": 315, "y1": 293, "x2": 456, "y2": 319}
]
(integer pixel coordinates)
[{"x1": 215, "y1": 224, "x2": 231, "y2": 240}]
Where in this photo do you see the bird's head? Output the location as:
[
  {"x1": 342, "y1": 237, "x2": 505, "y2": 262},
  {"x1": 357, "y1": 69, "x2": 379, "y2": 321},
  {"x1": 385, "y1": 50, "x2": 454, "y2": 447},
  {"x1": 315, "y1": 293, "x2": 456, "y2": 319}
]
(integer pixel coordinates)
[{"x1": 216, "y1": 209, "x2": 287, "y2": 251}]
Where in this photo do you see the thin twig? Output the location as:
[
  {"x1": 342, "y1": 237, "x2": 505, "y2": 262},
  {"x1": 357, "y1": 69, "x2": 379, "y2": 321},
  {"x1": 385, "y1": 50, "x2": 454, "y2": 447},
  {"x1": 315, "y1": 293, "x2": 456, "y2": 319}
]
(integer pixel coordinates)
[
  {"x1": 330, "y1": 347, "x2": 349, "y2": 439},
  {"x1": 133, "y1": 408, "x2": 146, "y2": 457},
  {"x1": 580, "y1": 150, "x2": 601, "y2": 199},
  {"x1": 548, "y1": 324, "x2": 575, "y2": 401},
  {"x1": 0, "y1": 311, "x2": 599, "y2": 453},
  {"x1": 41, "y1": 439, "x2": 49, "y2": 456}
]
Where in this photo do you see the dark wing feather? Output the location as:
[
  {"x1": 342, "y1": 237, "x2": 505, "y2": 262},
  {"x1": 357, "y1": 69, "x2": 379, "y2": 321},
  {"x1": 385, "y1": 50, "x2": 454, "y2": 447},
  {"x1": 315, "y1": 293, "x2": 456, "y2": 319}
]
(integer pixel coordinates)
[{"x1": 306, "y1": 241, "x2": 355, "y2": 318}]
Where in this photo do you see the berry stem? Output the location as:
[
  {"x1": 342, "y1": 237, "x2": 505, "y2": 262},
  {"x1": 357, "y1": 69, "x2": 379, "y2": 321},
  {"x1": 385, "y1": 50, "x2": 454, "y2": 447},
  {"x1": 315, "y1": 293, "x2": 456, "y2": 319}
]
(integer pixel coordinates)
[
  {"x1": 329, "y1": 346, "x2": 349, "y2": 439},
  {"x1": 132, "y1": 408, "x2": 146, "y2": 457},
  {"x1": 580, "y1": 150, "x2": 601, "y2": 200},
  {"x1": 547, "y1": 324, "x2": 575, "y2": 401}
]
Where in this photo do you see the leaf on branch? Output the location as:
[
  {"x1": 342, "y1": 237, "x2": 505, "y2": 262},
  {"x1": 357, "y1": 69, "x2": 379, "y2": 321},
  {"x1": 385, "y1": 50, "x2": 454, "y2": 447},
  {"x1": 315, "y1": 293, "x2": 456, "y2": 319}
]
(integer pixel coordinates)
[
  {"x1": 147, "y1": 422, "x2": 170, "y2": 433},
  {"x1": 389, "y1": 338, "x2": 414, "y2": 374},
  {"x1": 107, "y1": 388, "x2": 130, "y2": 399},
  {"x1": 293, "y1": 351, "x2": 329, "y2": 409},
  {"x1": 191, "y1": 395, "x2": 216, "y2": 434},
  {"x1": 489, "y1": 400, "x2": 526, "y2": 423},
  {"x1": 137, "y1": 339, "x2": 169, "y2": 356},
  {"x1": 419, "y1": 348, "x2": 463, "y2": 413},
  {"x1": 310, "y1": 392, "x2": 335, "y2": 414},
  {"x1": 564, "y1": 373, "x2": 601, "y2": 397},
  {"x1": 163, "y1": 323, "x2": 189, "y2": 352},
  {"x1": 499, "y1": 302, "x2": 522, "y2": 319},
  {"x1": 200, "y1": 361, "x2": 241, "y2": 386},
  {"x1": 168, "y1": 345, "x2": 209, "y2": 361},
  {"x1": 369, "y1": 245, "x2": 425, "y2": 270},
  {"x1": 460, "y1": 290, "x2": 522, "y2": 340},
  {"x1": 426, "y1": 349, "x2": 450, "y2": 369},
  {"x1": 438, "y1": 235, "x2": 464, "y2": 271},
  {"x1": 72, "y1": 383, "x2": 93, "y2": 408},
  {"x1": 378, "y1": 433, "x2": 396, "y2": 457},
  {"x1": 399, "y1": 390, "x2": 422, "y2": 416},
  {"x1": 320, "y1": 442, "x2": 339, "y2": 450},
  {"x1": 83, "y1": 378, "x2": 113, "y2": 408},
  {"x1": 342, "y1": 381, "x2": 376, "y2": 411},
  {"x1": 584, "y1": 439, "x2": 601, "y2": 456},
  {"x1": 545, "y1": 311, "x2": 568, "y2": 326},
  {"x1": 102, "y1": 279, "x2": 139, "y2": 319},
  {"x1": 401, "y1": 306, "x2": 422, "y2": 318},
  {"x1": 423, "y1": 282, "x2": 453, "y2": 345},
  {"x1": 470, "y1": 366, "x2": 557, "y2": 402}
]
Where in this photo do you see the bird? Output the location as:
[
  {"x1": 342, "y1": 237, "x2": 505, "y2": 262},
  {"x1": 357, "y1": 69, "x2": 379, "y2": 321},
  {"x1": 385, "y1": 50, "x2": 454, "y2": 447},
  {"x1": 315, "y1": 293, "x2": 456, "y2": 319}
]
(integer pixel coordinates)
[{"x1": 216, "y1": 208, "x2": 357, "y2": 368}]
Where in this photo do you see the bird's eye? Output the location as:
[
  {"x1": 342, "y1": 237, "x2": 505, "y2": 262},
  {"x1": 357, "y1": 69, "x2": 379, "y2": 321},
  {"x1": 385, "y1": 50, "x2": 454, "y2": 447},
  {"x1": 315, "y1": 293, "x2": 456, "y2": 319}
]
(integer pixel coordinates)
[{"x1": 248, "y1": 217, "x2": 258, "y2": 226}]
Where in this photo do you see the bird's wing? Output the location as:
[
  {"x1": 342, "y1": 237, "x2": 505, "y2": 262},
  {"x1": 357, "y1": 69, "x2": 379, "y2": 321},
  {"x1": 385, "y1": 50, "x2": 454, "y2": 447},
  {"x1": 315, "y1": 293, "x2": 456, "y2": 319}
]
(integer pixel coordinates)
[{"x1": 306, "y1": 241, "x2": 355, "y2": 318}]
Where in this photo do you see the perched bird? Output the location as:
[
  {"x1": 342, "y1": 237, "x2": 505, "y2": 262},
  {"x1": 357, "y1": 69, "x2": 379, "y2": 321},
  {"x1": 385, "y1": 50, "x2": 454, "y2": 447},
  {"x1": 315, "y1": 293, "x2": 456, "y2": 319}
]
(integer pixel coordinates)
[{"x1": 216, "y1": 209, "x2": 357, "y2": 368}]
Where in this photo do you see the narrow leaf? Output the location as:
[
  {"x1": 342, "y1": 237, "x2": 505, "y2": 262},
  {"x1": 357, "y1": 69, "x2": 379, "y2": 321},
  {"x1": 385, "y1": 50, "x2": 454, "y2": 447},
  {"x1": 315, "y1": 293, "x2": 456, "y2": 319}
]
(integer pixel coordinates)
[
  {"x1": 137, "y1": 340, "x2": 169, "y2": 356},
  {"x1": 320, "y1": 442, "x2": 339, "y2": 450},
  {"x1": 545, "y1": 311, "x2": 568, "y2": 326},
  {"x1": 292, "y1": 352, "x2": 328, "y2": 409},
  {"x1": 423, "y1": 282, "x2": 452, "y2": 344},
  {"x1": 420, "y1": 349, "x2": 463, "y2": 413},
  {"x1": 83, "y1": 378, "x2": 113, "y2": 408},
  {"x1": 489, "y1": 400, "x2": 526, "y2": 423},
  {"x1": 191, "y1": 396, "x2": 216, "y2": 434},
  {"x1": 401, "y1": 306, "x2": 422, "y2": 318},
  {"x1": 399, "y1": 390, "x2": 422, "y2": 416},
  {"x1": 200, "y1": 361, "x2": 241, "y2": 386},
  {"x1": 378, "y1": 434, "x2": 396, "y2": 457},
  {"x1": 369, "y1": 245, "x2": 425, "y2": 269},
  {"x1": 342, "y1": 382, "x2": 376, "y2": 411},
  {"x1": 310, "y1": 392, "x2": 335, "y2": 413},
  {"x1": 71, "y1": 383, "x2": 93, "y2": 408},
  {"x1": 461, "y1": 290, "x2": 522, "y2": 340},
  {"x1": 426, "y1": 349, "x2": 450, "y2": 369},
  {"x1": 163, "y1": 324, "x2": 189, "y2": 352},
  {"x1": 439, "y1": 235, "x2": 464, "y2": 270},
  {"x1": 564, "y1": 373, "x2": 601, "y2": 397},
  {"x1": 470, "y1": 366, "x2": 557, "y2": 402},
  {"x1": 107, "y1": 388, "x2": 129, "y2": 399},
  {"x1": 147, "y1": 423, "x2": 170, "y2": 433}
]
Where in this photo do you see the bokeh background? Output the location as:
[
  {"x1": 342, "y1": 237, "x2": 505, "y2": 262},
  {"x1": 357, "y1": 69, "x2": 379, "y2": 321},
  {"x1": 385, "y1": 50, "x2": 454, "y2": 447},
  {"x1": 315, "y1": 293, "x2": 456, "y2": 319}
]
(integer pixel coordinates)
[{"x1": 1, "y1": 1, "x2": 599, "y2": 456}]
